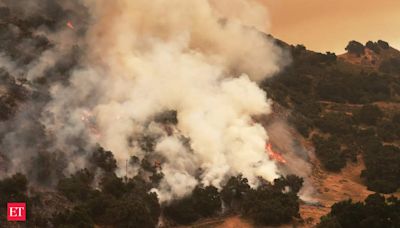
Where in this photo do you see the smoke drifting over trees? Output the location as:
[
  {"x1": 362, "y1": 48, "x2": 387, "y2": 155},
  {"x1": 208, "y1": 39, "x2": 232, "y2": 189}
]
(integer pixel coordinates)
[
  {"x1": 0, "y1": 0, "x2": 295, "y2": 204},
  {"x1": 2, "y1": 1, "x2": 399, "y2": 227}
]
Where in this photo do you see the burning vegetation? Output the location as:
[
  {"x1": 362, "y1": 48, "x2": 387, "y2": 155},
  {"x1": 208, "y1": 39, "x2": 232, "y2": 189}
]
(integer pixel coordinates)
[
  {"x1": 0, "y1": 0, "x2": 399, "y2": 227},
  {"x1": 66, "y1": 21, "x2": 74, "y2": 30},
  {"x1": 266, "y1": 143, "x2": 287, "y2": 164},
  {"x1": 0, "y1": 0, "x2": 307, "y2": 227}
]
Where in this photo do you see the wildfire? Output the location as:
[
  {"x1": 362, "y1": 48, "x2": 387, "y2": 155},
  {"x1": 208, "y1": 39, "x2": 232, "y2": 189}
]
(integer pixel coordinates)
[
  {"x1": 66, "y1": 21, "x2": 74, "y2": 30},
  {"x1": 80, "y1": 110, "x2": 101, "y2": 139},
  {"x1": 266, "y1": 143, "x2": 287, "y2": 164}
]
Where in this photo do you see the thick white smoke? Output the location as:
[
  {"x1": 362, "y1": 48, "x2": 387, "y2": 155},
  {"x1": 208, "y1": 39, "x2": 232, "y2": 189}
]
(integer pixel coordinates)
[{"x1": 41, "y1": 0, "x2": 287, "y2": 201}]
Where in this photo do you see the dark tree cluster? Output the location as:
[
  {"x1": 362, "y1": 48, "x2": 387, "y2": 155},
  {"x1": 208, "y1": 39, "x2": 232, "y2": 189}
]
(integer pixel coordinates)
[
  {"x1": 377, "y1": 113, "x2": 400, "y2": 142},
  {"x1": 360, "y1": 137, "x2": 400, "y2": 193},
  {"x1": 380, "y1": 57, "x2": 400, "y2": 74},
  {"x1": 353, "y1": 104, "x2": 383, "y2": 125},
  {"x1": 377, "y1": 40, "x2": 390, "y2": 49},
  {"x1": 0, "y1": 173, "x2": 28, "y2": 206},
  {"x1": 50, "y1": 148, "x2": 304, "y2": 227},
  {"x1": 318, "y1": 193, "x2": 400, "y2": 228},
  {"x1": 366, "y1": 41, "x2": 381, "y2": 54},
  {"x1": 225, "y1": 175, "x2": 303, "y2": 226},
  {"x1": 55, "y1": 171, "x2": 160, "y2": 228},
  {"x1": 241, "y1": 175, "x2": 303, "y2": 226},
  {"x1": 364, "y1": 40, "x2": 389, "y2": 54},
  {"x1": 51, "y1": 147, "x2": 161, "y2": 228},
  {"x1": 312, "y1": 135, "x2": 346, "y2": 172},
  {"x1": 163, "y1": 174, "x2": 304, "y2": 226},
  {"x1": 347, "y1": 108, "x2": 400, "y2": 194},
  {"x1": 315, "y1": 112, "x2": 354, "y2": 135},
  {"x1": 0, "y1": 173, "x2": 42, "y2": 226},
  {"x1": 316, "y1": 72, "x2": 390, "y2": 104},
  {"x1": 89, "y1": 146, "x2": 117, "y2": 173},
  {"x1": 164, "y1": 185, "x2": 221, "y2": 225},
  {"x1": 345, "y1": 41, "x2": 365, "y2": 56}
]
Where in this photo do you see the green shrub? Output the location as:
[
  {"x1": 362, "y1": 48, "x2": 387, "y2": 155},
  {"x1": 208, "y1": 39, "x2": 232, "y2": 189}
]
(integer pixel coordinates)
[
  {"x1": 345, "y1": 41, "x2": 365, "y2": 56},
  {"x1": 353, "y1": 105, "x2": 383, "y2": 125},
  {"x1": 312, "y1": 135, "x2": 346, "y2": 172},
  {"x1": 318, "y1": 194, "x2": 400, "y2": 228},
  {"x1": 164, "y1": 185, "x2": 221, "y2": 224}
]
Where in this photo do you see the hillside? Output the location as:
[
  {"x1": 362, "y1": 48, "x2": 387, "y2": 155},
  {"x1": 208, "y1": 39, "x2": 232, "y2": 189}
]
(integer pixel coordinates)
[
  {"x1": 260, "y1": 39, "x2": 400, "y2": 227},
  {"x1": 0, "y1": 1, "x2": 400, "y2": 227},
  {"x1": 164, "y1": 40, "x2": 400, "y2": 227}
]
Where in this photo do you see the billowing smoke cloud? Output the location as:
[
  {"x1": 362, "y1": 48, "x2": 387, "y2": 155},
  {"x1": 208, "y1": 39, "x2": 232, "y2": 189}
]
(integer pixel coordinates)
[
  {"x1": 1, "y1": 0, "x2": 289, "y2": 201},
  {"x1": 0, "y1": 0, "x2": 88, "y2": 182},
  {"x1": 263, "y1": 117, "x2": 316, "y2": 201}
]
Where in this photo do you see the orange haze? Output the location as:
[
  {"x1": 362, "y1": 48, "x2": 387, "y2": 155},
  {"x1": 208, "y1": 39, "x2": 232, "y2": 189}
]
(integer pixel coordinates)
[{"x1": 260, "y1": 0, "x2": 400, "y2": 53}]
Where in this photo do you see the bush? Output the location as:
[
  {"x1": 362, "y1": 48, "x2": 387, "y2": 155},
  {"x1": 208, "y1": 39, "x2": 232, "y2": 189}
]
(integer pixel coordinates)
[
  {"x1": 312, "y1": 135, "x2": 346, "y2": 172},
  {"x1": 379, "y1": 57, "x2": 400, "y2": 74},
  {"x1": 0, "y1": 173, "x2": 28, "y2": 205},
  {"x1": 56, "y1": 169, "x2": 161, "y2": 228},
  {"x1": 366, "y1": 41, "x2": 380, "y2": 54},
  {"x1": 99, "y1": 173, "x2": 126, "y2": 198},
  {"x1": 318, "y1": 193, "x2": 400, "y2": 228},
  {"x1": 353, "y1": 105, "x2": 383, "y2": 125},
  {"x1": 103, "y1": 193, "x2": 160, "y2": 228},
  {"x1": 165, "y1": 175, "x2": 303, "y2": 226},
  {"x1": 288, "y1": 113, "x2": 313, "y2": 138},
  {"x1": 377, "y1": 40, "x2": 389, "y2": 49},
  {"x1": 345, "y1": 41, "x2": 365, "y2": 56},
  {"x1": 273, "y1": 175, "x2": 304, "y2": 194},
  {"x1": 164, "y1": 197, "x2": 199, "y2": 225},
  {"x1": 377, "y1": 121, "x2": 399, "y2": 142},
  {"x1": 221, "y1": 175, "x2": 251, "y2": 208},
  {"x1": 294, "y1": 101, "x2": 322, "y2": 119},
  {"x1": 52, "y1": 207, "x2": 94, "y2": 228},
  {"x1": 57, "y1": 169, "x2": 94, "y2": 201},
  {"x1": 241, "y1": 185, "x2": 300, "y2": 225},
  {"x1": 90, "y1": 147, "x2": 117, "y2": 172},
  {"x1": 312, "y1": 136, "x2": 346, "y2": 172},
  {"x1": 164, "y1": 185, "x2": 221, "y2": 225},
  {"x1": 362, "y1": 144, "x2": 400, "y2": 193},
  {"x1": 317, "y1": 215, "x2": 342, "y2": 228},
  {"x1": 192, "y1": 186, "x2": 221, "y2": 217},
  {"x1": 317, "y1": 73, "x2": 390, "y2": 104},
  {"x1": 315, "y1": 112, "x2": 353, "y2": 135}
]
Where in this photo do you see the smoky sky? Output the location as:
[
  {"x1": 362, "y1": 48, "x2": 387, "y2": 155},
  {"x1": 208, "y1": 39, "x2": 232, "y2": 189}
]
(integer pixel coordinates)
[{"x1": 261, "y1": 0, "x2": 400, "y2": 53}]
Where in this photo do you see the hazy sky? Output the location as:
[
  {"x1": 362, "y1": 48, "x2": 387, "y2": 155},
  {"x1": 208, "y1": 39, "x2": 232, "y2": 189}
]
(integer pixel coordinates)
[{"x1": 260, "y1": 0, "x2": 400, "y2": 54}]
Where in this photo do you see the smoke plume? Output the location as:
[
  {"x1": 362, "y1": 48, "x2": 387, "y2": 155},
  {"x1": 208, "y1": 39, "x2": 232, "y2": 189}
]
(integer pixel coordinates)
[{"x1": 0, "y1": 0, "x2": 289, "y2": 201}]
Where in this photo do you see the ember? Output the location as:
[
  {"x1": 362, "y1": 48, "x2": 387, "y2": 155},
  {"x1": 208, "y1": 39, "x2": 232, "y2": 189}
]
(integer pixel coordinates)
[{"x1": 66, "y1": 21, "x2": 74, "y2": 30}]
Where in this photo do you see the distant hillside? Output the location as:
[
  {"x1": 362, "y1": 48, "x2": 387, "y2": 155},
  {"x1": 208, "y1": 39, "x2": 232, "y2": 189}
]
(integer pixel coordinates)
[
  {"x1": 262, "y1": 39, "x2": 400, "y2": 195},
  {"x1": 340, "y1": 40, "x2": 400, "y2": 72}
]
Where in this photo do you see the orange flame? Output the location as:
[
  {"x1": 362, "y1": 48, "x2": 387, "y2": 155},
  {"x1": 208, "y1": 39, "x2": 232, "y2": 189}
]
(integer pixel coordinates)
[
  {"x1": 66, "y1": 21, "x2": 74, "y2": 30},
  {"x1": 266, "y1": 143, "x2": 287, "y2": 164}
]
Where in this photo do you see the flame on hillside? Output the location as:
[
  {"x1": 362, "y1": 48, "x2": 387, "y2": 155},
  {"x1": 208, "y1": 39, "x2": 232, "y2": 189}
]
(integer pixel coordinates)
[
  {"x1": 66, "y1": 21, "x2": 74, "y2": 30},
  {"x1": 266, "y1": 143, "x2": 286, "y2": 164}
]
